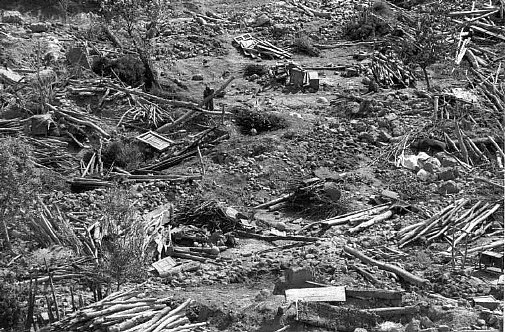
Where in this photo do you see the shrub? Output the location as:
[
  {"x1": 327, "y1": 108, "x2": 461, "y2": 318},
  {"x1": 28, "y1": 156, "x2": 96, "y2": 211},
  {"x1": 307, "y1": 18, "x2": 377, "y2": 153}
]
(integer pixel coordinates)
[
  {"x1": 92, "y1": 55, "x2": 146, "y2": 88},
  {"x1": 101, "y1": 138, "x2": 145, "y2": 170},
  {"x1": 341, "y1": 1, "x2": 393, "y2": 40},
  {"x1": 98, "y1": 186, "x2": 148, "y2": 290},
  {"x1": 292, "y1": 35, "x2": 320, "y2": 57},
  {"x1": 0, "y1": 283, "x2": 22, "y2": 331},
  {"x1": 0, "y1": 138, "x2": 39, "y2": 251},
  {"x1": 392, "y1": 14, "x2": 451, "y2": 90},
  {"x1": 243, "y1": 64, "x2": 269, "y2": 78},
  {"x1": 235, "y1": 108, "x2": 288, "y2": 134}
]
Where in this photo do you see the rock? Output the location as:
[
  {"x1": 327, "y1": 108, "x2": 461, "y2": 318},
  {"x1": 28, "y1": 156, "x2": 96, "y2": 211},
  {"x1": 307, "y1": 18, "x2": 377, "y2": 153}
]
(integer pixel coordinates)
[
  {"x1": 0, "y1": 68, "x2": 23, "y2": 84},
  {"x1": 437, "y1": 325, "x2": 450, "y2": 332},
  {"x1": 323, "y1": 182, "x2": 341, "y2": 201},
  {"x1": 437, "y1": 167, "x2": 459, "y2": 181},
  {"x1": 417, "y1": 169, "x2": 435, "y2": 182},
  {"x1": 354, "y1": 328, "x2": 368, "y2": 332},
  {"x1": 400, "y1": 154, "x2": 420, "y2": 171},
  {"x1": 272, "y1": 24, "x2": 291, "y2": 37},
  {"x1": 316, "y1": 96, "x2": 328, "y2": 104},
  {"x1": 191, "y1": 74, "x2": 204, "y2": 81},
  {"x1": 384, "y1": 113, "x2": 398, "y2": 122},
  {"x1": 435, "y1": 152, "x2": 459, "y2": 167},
  {"x1": 411, "y1": 138, "x2": 446, "y2": 153},
  {"x1": 379, "y1": 321, "x2": 403, "y2": 332},
  {"x1": 284, "y1": 266, "x2": 313, "y2": 288},
  {"x1": 29, "y1": 22, "x2": 49, "y2": 33},
  {"x1": 419, "y1": 157, "x2": 441, "y2": 173},
  {"x1": 405, "y1": 319, "x2": 421, "y2": 332},
  {"x1": 476, "y1": 319, "x2": 486, "y2": 326},
  {"x1": 378, "y1": 129, "x2": 392, "y2": 142},
  {"x1": 195, "y1": 16, "x2": 207, "y2": 25},
  {"x1": 253, "y1": 13, "x2": 271, "y2": 27},
  {"x1": 437, "y1": 181, "x2": 460, "y2": 195},
  {"x1": 358, "y1": 131, "x2": 379, "y2": 144},
  {"x1": 420, "y1": 316, "x2": 434, "y2": 329},
  {"x1": 442, "y1": 304, "x2": 455, "y2": 310},
  {"x1": 2, "y1": 11, "x2": 23, "y2": 24},
  {"x1": 344, "y1": 67, "x2": 359, "y2": 77},
  {"x1": 66, "y1": 47, "x2": 90, "y2": 69}
]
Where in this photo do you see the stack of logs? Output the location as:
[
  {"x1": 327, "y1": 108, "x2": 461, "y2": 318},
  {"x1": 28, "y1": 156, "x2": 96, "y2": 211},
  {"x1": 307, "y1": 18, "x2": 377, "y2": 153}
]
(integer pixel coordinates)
[
  {"x1": 39, "y1": 289, "x2": 205, "y2": 332},
  {"x1": 371, "y1": 52, "x2": 415, "y2": 88},
  {"x1": 398, "y1": 198, "x2": 502, "y2": 249}
]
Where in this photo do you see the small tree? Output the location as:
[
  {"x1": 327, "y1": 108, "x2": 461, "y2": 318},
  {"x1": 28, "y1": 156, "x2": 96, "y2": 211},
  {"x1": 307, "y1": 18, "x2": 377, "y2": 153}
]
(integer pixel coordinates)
[
  {"x1": 98, "y1": 185, "x2": 147, "y2": 290},
  {"x1": 0, "y1": 139, "x2": 39, "y2": 251},
  {"x1": 395, "y1": 14, "x2": 450, "y2": 90},
  {"x1": 100, "y1": 0, "x2": 165, "y2": 90}
]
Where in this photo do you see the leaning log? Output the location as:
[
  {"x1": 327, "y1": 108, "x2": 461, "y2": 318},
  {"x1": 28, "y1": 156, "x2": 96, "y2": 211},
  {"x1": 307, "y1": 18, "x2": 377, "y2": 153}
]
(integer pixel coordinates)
[{"x1": 343, "y1": 246, "x2": 429, "y2": 287}]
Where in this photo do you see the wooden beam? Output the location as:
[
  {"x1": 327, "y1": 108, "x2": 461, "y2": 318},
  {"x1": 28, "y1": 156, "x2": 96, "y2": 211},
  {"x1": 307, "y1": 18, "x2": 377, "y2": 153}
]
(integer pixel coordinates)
[{"x1": 285, "y1": 286, "x2": 346, "y2": 303}]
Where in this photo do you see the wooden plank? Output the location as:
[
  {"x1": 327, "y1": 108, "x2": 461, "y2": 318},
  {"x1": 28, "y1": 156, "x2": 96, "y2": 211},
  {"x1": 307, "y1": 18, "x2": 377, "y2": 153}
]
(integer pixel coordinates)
[{"x1": 285, "y1": 286, "x2": 346, "y2": 303}]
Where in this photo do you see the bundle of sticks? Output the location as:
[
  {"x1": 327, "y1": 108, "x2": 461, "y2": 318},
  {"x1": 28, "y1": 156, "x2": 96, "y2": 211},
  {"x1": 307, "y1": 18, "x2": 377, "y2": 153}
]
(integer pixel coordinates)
[
  {"x1": 450, "y1": 4, "x2": 505, "y2": 44},
  {"x1": 470, "y1": 67, "x2": 504, "y2": 114},
  {"x1": 397, "y1": 199, "x2": 502, "y2": 249},
  {"x1": 0, "y1": 118, "x2": 23, "y2": 133},
  {"x1": 39, "y1": 289, "x2": 205, "y2": 332},
  {"x1": 46, "y1": 103, "x2": 110, "y2": 138},
  {"x1": 21, "y1": 136, "x2": 77, "y2": 173},
  {"x1": 174, "y1": 199, "x2": 242, "y2": 233},
  {"x1": 295, "y1": 203, "x2": 393, "y2": 234},
  {"x1": 371, "y1": 52, "x2": 415, "y2": 88}
]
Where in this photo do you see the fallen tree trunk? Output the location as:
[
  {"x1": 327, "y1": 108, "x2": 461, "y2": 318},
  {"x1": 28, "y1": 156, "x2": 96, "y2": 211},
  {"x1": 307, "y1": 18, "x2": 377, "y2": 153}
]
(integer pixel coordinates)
[
  {"x1": 347, "y1": 210, "x2": 393, "y2": 234},
  {"x1": 343, "y1": 246, "x2": 429, "y2": 287}
]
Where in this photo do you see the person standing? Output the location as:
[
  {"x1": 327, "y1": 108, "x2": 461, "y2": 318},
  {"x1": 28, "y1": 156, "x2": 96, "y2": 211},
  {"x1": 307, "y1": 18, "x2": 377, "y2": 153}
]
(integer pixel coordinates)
[{"x1": 203, "y1": 85, "x2": 215, "y2": 111}]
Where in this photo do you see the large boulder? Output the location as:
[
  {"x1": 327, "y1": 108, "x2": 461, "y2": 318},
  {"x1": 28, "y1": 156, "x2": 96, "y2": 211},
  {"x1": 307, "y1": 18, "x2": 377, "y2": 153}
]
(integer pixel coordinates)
[
  {"x1": 2, "y1": 11, "x2": 23, "y2": 24},
  {"x1": 437, "y1": 180, "x2": 460, "y2": 195},
  {"x1": 29, "y1": 22, "x2": 49, "y2": 33}
]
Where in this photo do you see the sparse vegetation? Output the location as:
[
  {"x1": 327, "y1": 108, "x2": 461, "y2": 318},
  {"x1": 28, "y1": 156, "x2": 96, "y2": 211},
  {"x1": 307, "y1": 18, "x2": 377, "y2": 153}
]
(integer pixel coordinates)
[
  {"x1": 92, "y1": 55, "x2": 146, "y2": 87},
  {"x1": 292, "y1": 35, "x2": 320, "y2": 57},
  {"x1": 235, "y1": 108, "x2": 288, "y2": 134},
  {"x1": 98, "y1": 186, "x2": 148, "y2": 290},
  {"x1": 0, "y1": 282, "x2": 23, "y2": 331},
  {"x1": 0, "y1": 138, "x2": 39, "y2": 251},
  {"x1": 392, "y1": 14, "x2": 451, "y2": 90},
  {"x1": 101, "y1": 137, "x2": 146, "y2": 170},
  {"x1": 243, "y1": 64, "x2": 269, "y2": 78},
  {"x1": 99, "y1": 0, "x2": 166, "y2": 90}
]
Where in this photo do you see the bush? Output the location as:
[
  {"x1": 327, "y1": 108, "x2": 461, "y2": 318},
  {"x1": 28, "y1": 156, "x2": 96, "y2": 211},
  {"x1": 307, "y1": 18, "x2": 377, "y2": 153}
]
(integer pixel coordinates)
[
  {"x1": 341, "y1": 1, "x2": 393, "y2": 40},
  {"x1": 92, "y1": 55, "x2": 145, "y2": 88},
  {"x1": 235, "y1": 108, "x2": 288, "y2": 134},
  {"x1": 0, "y1": 138, "x2": 39, "y2": 251},
  {"x1": 101, "y1": 138, "x2": 145, "y2": 170},
  {"x1": 99, "y1": 186, "x2": 148, "y2": 290},
  {"x1": 0, "y1": 280, "x2": 22, "y2": 330},
  {"x1": 243, "y1": 64, "x2": 269, "y2": 78},
  {"x1": 292, "y1": 35, "x2": 320, "y2": 57},
  {"x1": 391, "y1": 14, "x2": 451, "y2": 90}
]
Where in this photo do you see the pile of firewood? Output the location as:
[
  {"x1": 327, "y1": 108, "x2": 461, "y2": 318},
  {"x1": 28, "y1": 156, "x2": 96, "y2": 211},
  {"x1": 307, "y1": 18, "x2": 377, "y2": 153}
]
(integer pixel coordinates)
[
  {"x1": 398, "y1": 198, "x2": 502, "y2": 249},
  {"x1": 39, "y1": 288, "x2": 205, "y2": 332},
  {"x1": 22, "y1": 136, "x2": 78, "y2": 173},
  {"x1": 0, "y1": 118, "x2": 23, "y2": 133},
  {"x1": 371, "y1": 52, "x2": 415, "y2": 88}
]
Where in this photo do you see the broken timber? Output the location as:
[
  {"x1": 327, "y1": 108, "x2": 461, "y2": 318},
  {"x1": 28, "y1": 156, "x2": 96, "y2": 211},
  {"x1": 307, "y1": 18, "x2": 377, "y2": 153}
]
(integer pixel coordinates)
[
  {"x1": 343, "y1": 245, "x2": 429, "y2": 287},
  {"x1": 285, "y1": 286, "x2": 346, "y2": 303}
]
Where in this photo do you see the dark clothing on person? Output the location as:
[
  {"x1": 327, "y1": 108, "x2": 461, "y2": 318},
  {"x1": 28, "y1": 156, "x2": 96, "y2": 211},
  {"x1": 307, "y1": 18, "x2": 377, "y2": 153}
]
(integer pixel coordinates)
[{"x1": 203, "y1": 86, "x2": 215, "y2": 111}]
